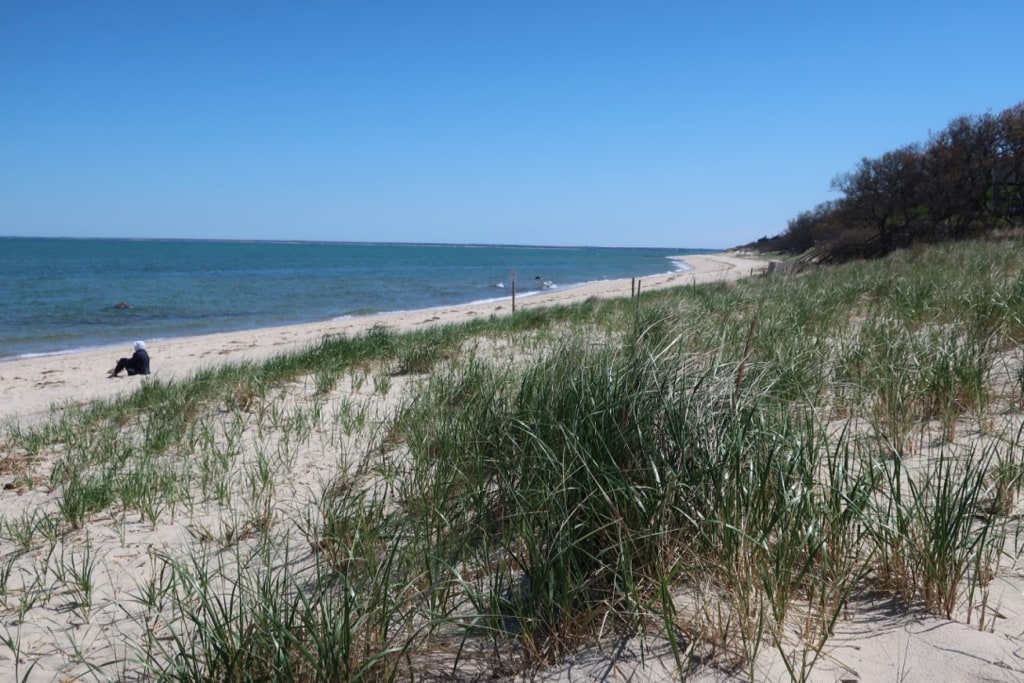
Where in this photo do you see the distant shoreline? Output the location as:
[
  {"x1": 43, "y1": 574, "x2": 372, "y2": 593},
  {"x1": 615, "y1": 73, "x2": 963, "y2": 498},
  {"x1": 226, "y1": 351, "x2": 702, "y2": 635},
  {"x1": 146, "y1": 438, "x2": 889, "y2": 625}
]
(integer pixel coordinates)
[
  {"x1": 1, "y1": 239, "x2": 712, "y2": 360},
  {"x1": 0, "y1": 253, "x2": 766, "y2": 426},
  {"x1": 0, "y1": 257, "x2": 698, "y2": 364},
  {"x1": 0, "y1": 234, "x2": 721, "y2": 251}
]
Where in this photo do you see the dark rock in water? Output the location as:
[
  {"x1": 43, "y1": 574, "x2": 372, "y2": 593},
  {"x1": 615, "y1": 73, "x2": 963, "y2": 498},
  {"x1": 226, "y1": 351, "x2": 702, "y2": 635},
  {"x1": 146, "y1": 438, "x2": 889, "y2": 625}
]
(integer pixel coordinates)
[{"x1": 114, "y1": 301, "x2": 131, "y2": 309}]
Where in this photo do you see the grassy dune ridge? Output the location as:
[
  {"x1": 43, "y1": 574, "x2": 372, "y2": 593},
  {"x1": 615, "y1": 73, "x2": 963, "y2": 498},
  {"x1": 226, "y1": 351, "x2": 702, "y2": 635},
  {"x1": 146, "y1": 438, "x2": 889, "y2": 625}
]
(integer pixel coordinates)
[{"x1": 3, "y1": 240, "x2": 1024, "y2": 680}]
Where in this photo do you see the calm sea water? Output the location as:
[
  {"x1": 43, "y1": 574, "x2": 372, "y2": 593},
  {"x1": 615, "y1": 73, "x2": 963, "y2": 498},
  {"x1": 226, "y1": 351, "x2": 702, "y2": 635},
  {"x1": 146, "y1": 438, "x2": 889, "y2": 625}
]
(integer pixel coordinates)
[{"x1": 0, "y1": 237, "x2": 713, "y2": 359}]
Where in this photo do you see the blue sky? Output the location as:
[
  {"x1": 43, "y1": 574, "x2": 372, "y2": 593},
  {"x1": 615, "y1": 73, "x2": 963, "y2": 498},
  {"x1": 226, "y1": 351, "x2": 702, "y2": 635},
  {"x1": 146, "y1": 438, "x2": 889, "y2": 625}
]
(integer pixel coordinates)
[{"x1": 2, "y1": 2, "x2": 1022, "y2": 249}]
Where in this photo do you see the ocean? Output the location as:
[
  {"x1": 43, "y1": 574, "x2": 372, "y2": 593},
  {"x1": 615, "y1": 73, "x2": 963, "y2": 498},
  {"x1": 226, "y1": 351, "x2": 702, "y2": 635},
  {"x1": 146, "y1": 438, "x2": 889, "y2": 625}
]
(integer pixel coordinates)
[{"x1": 0, "y1": 237, "x2": 714, "y2": 360}]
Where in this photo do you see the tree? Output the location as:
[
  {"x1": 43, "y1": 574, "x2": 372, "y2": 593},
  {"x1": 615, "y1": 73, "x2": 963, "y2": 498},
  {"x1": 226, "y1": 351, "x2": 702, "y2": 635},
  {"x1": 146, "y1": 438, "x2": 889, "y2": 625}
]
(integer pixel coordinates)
[
  {"x1": 993, "y1": 103, "x2": 1024, "y2": 217},
  {"x1": 776, "y1": 201, "x2": 839, "y2": 253},
  {"x1": 756, "y1": 100, "x2": 1024, "y2": 262},
  {"x1": 830, "y1": 144, "x2": 925, "y2": 254},
  {"x1": 921, "y1": 114, "x2": 1001, "y2": 235}
]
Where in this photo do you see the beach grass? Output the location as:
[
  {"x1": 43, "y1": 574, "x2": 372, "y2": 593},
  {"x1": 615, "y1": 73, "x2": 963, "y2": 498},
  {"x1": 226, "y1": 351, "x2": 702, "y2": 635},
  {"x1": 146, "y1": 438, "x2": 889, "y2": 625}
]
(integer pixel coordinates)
[{"x1": 2, "y1": 238, "x2": 1024, "y2": 679}]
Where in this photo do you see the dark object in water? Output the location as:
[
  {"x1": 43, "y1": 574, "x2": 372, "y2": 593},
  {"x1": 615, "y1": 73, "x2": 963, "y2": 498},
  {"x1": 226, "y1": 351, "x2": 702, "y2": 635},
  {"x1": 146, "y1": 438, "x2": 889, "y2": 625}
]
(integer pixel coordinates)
[{"x1": 114, "y1": 301, "x2": 131, "y2": 309}]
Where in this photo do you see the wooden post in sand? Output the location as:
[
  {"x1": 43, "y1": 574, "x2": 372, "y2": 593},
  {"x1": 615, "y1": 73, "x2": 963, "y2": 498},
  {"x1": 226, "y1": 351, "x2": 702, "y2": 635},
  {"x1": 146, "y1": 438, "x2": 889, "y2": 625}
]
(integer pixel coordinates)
[{"x1": 511, "y1": 270, "x2": 517, "y2": 313}]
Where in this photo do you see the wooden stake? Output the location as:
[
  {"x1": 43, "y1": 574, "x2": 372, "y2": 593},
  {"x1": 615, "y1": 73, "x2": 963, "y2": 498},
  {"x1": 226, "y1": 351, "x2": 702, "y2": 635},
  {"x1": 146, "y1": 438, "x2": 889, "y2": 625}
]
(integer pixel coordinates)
[{"x1": 511, "y1": 270, "x2": 517, "y2": 313}]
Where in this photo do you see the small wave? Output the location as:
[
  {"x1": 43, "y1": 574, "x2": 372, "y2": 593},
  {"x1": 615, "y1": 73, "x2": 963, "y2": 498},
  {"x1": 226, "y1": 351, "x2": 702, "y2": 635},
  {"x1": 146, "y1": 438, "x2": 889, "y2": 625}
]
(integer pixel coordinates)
[
  {"x1": 668, "y1": 257, "x2": 695, "y2": 273},
  {"x1": 2, "y1": 338, "x2": 155, "y2": 362},
  {"x1": 332, "y1": 308, "x2": 381, "y2": 320}
]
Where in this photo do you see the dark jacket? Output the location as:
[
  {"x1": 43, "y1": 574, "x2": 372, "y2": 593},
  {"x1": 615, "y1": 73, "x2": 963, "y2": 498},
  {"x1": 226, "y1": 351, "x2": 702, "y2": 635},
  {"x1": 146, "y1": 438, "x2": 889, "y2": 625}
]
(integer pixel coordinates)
[{"x1": 126, "y1": 349, "x2": 150, "y2": 375}]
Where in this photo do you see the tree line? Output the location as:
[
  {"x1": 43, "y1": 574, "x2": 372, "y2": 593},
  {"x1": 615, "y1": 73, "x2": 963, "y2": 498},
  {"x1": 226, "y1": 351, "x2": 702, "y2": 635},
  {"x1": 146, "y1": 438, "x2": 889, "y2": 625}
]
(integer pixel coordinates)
[{"x1": 752, "y1": 101, "x2": 1024, "y2": 262}]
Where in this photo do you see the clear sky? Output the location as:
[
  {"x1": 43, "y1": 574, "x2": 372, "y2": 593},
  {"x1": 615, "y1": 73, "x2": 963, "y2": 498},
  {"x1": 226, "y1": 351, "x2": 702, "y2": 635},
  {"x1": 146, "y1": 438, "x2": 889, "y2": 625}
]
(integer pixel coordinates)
[{"x1": 2, "y1": 2, "x2": 1022, "y2": 249}]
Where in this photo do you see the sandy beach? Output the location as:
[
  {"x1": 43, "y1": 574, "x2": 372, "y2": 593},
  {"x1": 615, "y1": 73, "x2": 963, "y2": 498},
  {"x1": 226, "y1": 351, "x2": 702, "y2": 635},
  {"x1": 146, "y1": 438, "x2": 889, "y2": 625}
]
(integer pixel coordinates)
[
  {"x1": 0, "y1": 253, "x2": 765, "y2": 427},
  {"x1": 5, "y1": 249, "x2": 1024, "y2": 682},
  {"x1": 0, "y1": 252, "x2": 771, "y2": 681}
]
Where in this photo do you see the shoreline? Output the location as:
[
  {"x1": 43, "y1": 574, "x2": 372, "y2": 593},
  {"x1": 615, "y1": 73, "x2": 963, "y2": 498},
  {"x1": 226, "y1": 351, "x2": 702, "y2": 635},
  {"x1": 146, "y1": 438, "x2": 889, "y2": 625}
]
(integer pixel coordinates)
[
  {"x1": 0, "y1": 258, "x2": 695, "y2": 363},
  {"x1": 1, "y1": 241, "x2": 709, "y2": 363},
  {"x1": 0, "y1": 253, "x2": 767, "y2": 426}
]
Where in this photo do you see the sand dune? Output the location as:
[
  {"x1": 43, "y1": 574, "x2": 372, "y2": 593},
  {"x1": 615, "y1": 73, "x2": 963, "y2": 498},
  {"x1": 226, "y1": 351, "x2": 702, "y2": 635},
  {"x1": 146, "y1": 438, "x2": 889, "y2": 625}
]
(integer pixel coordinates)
[{"x1": 7, "y1": 251, "x2": 1023, "y2": 681}]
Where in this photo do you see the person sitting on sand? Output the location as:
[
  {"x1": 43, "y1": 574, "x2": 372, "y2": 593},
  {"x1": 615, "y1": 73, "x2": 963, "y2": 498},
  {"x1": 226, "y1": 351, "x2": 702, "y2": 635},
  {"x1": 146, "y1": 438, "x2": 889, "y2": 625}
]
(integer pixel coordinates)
[{"x1": 108, "y1": 340, "x2": 150, "y2": 377}]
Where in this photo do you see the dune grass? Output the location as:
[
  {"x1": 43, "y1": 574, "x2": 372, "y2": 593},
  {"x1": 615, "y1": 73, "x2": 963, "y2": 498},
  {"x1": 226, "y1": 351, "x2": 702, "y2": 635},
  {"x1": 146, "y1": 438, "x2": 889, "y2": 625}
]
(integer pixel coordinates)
[{"x1": 2, "y1": 238, "x2": 1024, "y2": 680}]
